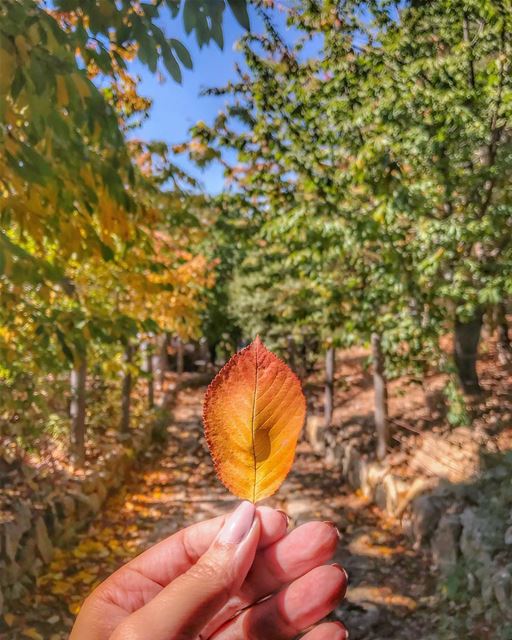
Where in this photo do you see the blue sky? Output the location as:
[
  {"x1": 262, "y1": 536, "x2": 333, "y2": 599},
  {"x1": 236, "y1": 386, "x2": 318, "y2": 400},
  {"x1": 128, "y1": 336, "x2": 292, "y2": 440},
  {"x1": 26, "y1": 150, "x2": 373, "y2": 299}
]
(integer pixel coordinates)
[{"x1": 129, "y1": 5, "x2": 289, "y2": 194}]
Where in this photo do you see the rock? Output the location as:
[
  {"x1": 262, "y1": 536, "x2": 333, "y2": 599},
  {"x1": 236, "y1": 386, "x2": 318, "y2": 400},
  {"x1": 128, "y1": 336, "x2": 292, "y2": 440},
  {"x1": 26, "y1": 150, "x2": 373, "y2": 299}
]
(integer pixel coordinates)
[
  {"x1": 5, "y1": 561, "x2": 22, "y2": 583},
  {"x1": 492, "y1": 564, "x2": 512, "y2": 618},
  {"x1": 17, "y1": 537, "x2": 36, "y2": 572},
  {"x1": 13, "y1": 502, "x2": 31, "y2": 534},
  {"x1": 361, "y1": 461, "x2": 388, "y2": 501},
  {"x1": 305, "y1": 414, "x2": 325, "y2": 453},
  {"x1": 70, "y1": 490, "x2": 101, "y2": 519},
  {"x1": 344, "y1": 444, "x2": 362, "y2": 490},
  {"x1": 411, "y1": 494, "x2": 442, "y2": 548},
  {"x1": 4, "y1": 522, "x2": 23, "y2": 562},
  {"x1": 58, "y1": 495, "x2": 76, "y2": 518},
  {"x1": 95, "y1": 480, "x2": 108, "y2": 503},
  {"x1": 35, "y1": 517, "x2": 53, "y2": 564},
  {"x1": 285, "y1": 498, "x2": 317, "y2": 526},
  {"x1": 431, "y1": 513, "x2": 461, "y2": 574},
  {"x1": 459, "y1": 508, "x2": 493, "y2": 566}
]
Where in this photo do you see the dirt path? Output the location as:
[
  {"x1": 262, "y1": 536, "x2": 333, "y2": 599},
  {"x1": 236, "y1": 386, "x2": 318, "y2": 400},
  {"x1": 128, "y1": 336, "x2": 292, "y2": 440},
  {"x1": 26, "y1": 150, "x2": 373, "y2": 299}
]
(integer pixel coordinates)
[{"x1": 2, "y1": 386, "x2": 436, "y2": 639}]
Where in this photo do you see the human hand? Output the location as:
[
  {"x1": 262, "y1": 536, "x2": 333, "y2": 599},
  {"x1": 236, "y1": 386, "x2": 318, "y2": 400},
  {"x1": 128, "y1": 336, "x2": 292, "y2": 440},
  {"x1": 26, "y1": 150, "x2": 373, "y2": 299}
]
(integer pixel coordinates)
[{"x1": 70, "y1": 502, "x2": 348, "y2": 640}]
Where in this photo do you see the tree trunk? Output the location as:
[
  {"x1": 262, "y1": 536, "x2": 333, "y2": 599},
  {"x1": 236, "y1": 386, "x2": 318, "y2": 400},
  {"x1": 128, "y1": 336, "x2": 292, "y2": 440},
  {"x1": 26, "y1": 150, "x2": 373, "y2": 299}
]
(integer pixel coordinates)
[
  {"x1": 158, "y1": 333, "x2": 169, "y2": 391},
  {"x1": 70, "y1": 356, "x2": 87, "y2": 465},
  {"x1": 143, "y1": 341, "x2": 154, "y2": 409},
  {"x1": 120, "y1": 343, "x2": 133, "y2": 433},
  {"x1": 287, "y1": 335, "x2": 296, "y2": 372},
  {"x1": 454, "y1": 311, "x2": 483, "y2": 394},
  {"x1": 324, "y1": 346, "x2": 335, "y2": 428},
  {"x1": 176, "y1": 337, "x2": 184, "y2": 375},
  {"x1": 209, "y1": 342, "x2": 218, "y2": 367},
  {"x1": 372, "y1": 332, "x2": 389, "y2": 460},
  {"x1": 497, "y1": 303, "x2": 511, "y2": 364}
]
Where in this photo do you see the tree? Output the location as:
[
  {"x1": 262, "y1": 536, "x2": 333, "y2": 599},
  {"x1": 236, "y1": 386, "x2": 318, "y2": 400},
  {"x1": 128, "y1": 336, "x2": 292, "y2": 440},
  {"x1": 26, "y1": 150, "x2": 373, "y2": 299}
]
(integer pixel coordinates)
[
  {"x1": 188, "y1": 0, "x2": 512, "y2": 417},
  {"x1": 0, "y1": 0, "x2": 248, "y2": 456}
]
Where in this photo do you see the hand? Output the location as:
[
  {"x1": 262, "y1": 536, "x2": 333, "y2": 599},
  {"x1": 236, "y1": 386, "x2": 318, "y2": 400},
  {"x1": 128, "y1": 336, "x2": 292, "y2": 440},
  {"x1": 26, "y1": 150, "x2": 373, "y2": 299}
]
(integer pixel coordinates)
[{"x1": 70, "y1": 502, "x2": 348, "y2": 640}]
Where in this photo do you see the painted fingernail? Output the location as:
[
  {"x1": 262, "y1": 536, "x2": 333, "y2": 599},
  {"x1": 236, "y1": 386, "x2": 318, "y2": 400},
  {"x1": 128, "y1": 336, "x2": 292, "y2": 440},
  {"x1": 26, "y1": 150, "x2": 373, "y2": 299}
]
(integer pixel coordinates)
[
  {"x1": 218, "y1": 501, "x2": 256, "y2": 544},
  {"x1": 324, "y1": 520, "x2": 342, "y2": 540},
  {"x1": 277, "y1": 509, "x2": 290, "y2": 527},
  {"x1": 332, "y1": 562, "x2": 349, "y2": 584},
  {"x1": 333, "y1": 621, "x2": 349, "y2": 639}
]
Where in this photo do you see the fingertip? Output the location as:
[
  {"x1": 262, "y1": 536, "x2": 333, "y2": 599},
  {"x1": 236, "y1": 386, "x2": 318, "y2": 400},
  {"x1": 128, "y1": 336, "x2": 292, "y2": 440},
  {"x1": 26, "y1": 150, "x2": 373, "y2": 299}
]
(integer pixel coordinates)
[
  {"x1": 302, "y1": 621, "x2": 349, "y2": 640},
  {"x1": 256, "y1": 505, "x2": 289, "y2": 548},
  {"x1": 317, "y1": 563, "x2": 348, "y2": 607}
]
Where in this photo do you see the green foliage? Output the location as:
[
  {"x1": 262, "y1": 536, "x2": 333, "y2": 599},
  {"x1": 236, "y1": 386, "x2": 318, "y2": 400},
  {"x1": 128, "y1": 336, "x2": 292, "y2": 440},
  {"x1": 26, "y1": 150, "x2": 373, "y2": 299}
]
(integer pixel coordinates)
[
  {"x1": 190, "y1": 0, "x2": 512, "y2": 381},
  {"x1": 0, "y1": 0, "x2": 249, "y2": 446},
  {"x1": 444, "y1": 378, "x2": 470, "y2": 426}
]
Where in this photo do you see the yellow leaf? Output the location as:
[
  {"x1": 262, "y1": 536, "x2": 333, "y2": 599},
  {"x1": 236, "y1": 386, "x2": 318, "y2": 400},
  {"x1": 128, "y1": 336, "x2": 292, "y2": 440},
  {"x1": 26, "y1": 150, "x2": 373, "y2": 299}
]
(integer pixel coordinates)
[
  {"x1": 203, "y1": 337, "x2": 306, "y2": 502},
  {"x1": 68, "y1": 601, "x2": 81, "y2": 616},
  {"x1": 3, "y1": 613, "x2": 16, "y2": 627},
  {"x1": 56, "y1": 76, "x2": 69, "y2": 107},
  {"x1": 22, "y1": 628, "x2": 44, "y2": 640}
]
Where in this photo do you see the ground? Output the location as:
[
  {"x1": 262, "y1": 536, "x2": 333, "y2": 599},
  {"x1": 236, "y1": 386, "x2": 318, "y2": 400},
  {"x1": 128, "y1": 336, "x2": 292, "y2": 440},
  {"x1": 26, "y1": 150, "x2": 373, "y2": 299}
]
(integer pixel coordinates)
[{"x1": 0, "y1": 385, "x2": 438, "y2": 640}]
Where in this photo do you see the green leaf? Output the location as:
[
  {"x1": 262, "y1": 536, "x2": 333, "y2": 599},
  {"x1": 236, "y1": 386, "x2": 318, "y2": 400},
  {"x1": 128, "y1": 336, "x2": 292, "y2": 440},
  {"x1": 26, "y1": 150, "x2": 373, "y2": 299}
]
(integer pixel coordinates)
[
  {"x1": 162, "y1": 48, "x2": 182, "y2": 83},
  {"x1": 170, "y1": 38, "x2": 193, "y2": 69},
  {"x1": 227, "y1": 0, "x2": 250, "y2": 31}
]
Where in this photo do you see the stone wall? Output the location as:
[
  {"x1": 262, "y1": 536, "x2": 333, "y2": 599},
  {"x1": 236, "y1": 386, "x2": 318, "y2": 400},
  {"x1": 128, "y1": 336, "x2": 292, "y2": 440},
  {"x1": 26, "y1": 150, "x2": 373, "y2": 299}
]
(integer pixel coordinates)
[
  {"x1": 325, "y1": 425, "x2": 512, "y2": 629},
  {"x1": 0, "y1": 391, "x2": 177, "y2": 615}
]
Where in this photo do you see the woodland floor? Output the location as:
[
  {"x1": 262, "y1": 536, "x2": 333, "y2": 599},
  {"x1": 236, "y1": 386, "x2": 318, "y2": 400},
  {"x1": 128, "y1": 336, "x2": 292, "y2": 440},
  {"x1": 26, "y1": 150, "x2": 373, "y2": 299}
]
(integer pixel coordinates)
[{"x1": 0, "y1": 384, "x2": 441, "y2": 640}]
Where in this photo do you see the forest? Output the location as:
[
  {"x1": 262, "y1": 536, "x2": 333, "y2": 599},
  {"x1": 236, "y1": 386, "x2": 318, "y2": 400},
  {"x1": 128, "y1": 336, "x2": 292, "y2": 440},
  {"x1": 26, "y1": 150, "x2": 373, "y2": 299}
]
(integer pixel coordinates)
[{"x1": 1, "y1": 0, "x2": 512, "y2": 639}]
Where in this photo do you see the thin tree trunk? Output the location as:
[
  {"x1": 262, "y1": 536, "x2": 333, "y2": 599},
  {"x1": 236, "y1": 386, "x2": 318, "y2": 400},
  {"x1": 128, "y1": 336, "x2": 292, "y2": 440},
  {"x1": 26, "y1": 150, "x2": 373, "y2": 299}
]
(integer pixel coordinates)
[
  {"x1": 287, "y1": 335, "x2": 296, "y2": 372},
  {"x1": 120, "y1": 343, "x2": 133, "y2": 433},
  {"x1": 497, "y1": 303, "x2": 511, "y2": 364},
  {"x1": 143, "y1": 341, "x2": 154, "y2": 409},
  {"x1": 454, "y1": 311, "x2": 483, "y2": 394},
  {"x1": 70, "y1": 356, "x2": 87, "y2": 465},
  {"x1": 158, "y1": 333, "x2": 169, "y2": 391},
  {"x1": 176, "y1": 337, "x2": 184, "y2": 375},
  {"x1": 324, "y1": 346, "x2": 335, "y2": 428},
  {"x1": 209, "y1": 342, "x2": 218, "y2": 367},
  {"x1": 372, "y1": 333, "x2": 389, "y2": 460}
]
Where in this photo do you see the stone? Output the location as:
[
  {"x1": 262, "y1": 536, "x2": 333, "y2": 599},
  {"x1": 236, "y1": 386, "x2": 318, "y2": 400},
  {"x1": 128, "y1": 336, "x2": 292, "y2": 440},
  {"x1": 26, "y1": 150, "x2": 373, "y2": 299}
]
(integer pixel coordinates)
[
  {"x1": 4, "y1": 522, "x2": 23, "y2": 562},
  {"x1": 17, "y1": 537, "x2": 36, "y2": 572},
  {"x1": 459, "y1": 508, "x2": 493, "y2": 566},
  {"x1": 411, "y1": 494, "x2": 442, "y2": 548},
  {"x1": 344, "y1": 444, "x2": 362, "y2": 490},
  {"x1": 35, "y1": 517, "x2": 53, "y2": 564},
  {"x1": 361, "y1": 461, "x2": 388, "y2": 501},
  {"x1": 431, "y1": 513, "x2": 461, "y2": 574},
  {"x1": 5, "y1": 561, "x2": 22, "y2": 583},
  {"x1": 305, "y1": 414, "x2": 325, "y2": 453},
  {"x1": 95, "y1": 480, "x2": 108, "y2": 503},
  {"x1": 58, "y1": 495, "x2": 76, "y2": 518},
  {"x1": 70, "y1": 490, "x2": 101, "y2": 519},
  {"x1": 13, "y1": 502, "x2": 31, "y2": 534},
  {"x1": 492, "y1": 564, "x2": 512, "y2": 618}
]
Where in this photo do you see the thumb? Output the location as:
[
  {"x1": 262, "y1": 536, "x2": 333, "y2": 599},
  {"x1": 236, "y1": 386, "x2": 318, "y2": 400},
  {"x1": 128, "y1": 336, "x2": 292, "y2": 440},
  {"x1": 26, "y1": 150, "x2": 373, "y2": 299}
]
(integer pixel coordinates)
[{"x1": 111, "y1": 501, "x2": 260, "y2": 640}]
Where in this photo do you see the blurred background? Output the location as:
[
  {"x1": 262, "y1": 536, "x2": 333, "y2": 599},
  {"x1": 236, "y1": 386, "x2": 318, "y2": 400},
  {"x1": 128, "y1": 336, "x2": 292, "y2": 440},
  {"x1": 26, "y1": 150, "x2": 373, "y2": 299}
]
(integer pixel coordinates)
[{"x1": 0, "y1": 1, "x2": 511, "y2": 638}]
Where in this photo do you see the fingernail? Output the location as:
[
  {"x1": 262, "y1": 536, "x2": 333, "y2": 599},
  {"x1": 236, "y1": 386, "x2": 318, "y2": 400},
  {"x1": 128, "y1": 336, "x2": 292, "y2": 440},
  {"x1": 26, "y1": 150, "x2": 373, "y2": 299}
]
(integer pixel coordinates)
[
  {"x1": 218, "y1": 501, "x2": 256, "y2": 544},
  {"x1": 333, "y1": 621, "x2": 349, "y2": 639},
  {"x1": 332, "y1": 562, "x2": 349, "y2": 584},
  {"x1": 324, "y1": 520, "x2": 342, "y2": 540},
  {"x1": 277, "y1": 510, "x2": 290, "y2": 527}
]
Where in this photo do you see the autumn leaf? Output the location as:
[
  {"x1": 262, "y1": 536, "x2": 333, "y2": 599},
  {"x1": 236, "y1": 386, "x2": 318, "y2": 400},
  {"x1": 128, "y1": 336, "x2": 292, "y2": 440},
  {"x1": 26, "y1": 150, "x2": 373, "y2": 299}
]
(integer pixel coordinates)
[{"x1": 203, "y1": 337, "x2": 306, "y2": 502}]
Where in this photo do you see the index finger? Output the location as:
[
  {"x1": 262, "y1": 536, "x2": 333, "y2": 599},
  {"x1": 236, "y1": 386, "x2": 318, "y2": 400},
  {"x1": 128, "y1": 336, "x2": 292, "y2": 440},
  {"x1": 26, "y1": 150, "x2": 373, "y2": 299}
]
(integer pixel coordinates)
[{"x1": 97, "y1": 505, "x2": 287, "y2": 610}]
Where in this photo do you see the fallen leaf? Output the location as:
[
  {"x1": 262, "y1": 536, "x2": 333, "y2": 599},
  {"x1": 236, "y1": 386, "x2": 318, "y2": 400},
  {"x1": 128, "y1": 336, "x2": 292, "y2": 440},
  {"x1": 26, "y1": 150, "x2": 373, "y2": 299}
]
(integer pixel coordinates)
[
  {"x1": 203, "y1": 337, "x2": 306, "y2": 502},
  {"x1": 3, "y1": 613, "x2": 15, "y2": 627},
  {"x1": 22, "y1": 628, "x2": 44, "y2": 640}
]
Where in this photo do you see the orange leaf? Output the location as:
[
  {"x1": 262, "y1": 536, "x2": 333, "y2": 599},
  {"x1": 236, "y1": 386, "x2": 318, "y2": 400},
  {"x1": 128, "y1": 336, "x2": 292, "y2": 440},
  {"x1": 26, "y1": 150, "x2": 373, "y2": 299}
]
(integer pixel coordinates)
[{"x1": 203, "y1": 337, "x2": 306, "y2": 502}]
